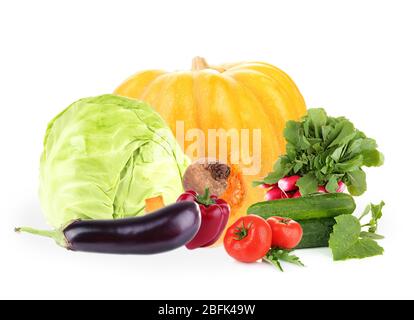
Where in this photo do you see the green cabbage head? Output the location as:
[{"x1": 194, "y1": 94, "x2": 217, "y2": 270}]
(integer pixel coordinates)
[{"x1": 40, "y1": 94, "x2": 189, "y2": 228}]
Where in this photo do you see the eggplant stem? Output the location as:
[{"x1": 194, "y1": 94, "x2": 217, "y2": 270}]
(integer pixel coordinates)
[{"x1": 15, "y1": 227, "x2": 68, "y2": 248}]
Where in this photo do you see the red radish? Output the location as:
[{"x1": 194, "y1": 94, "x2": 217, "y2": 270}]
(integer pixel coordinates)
[
  {"x1": 265, "y1": 187, "x2": 283, "y2": 200},
  {"x1": 265, "y1": 186, "x2": 289, "y2": 201},
  {"x1": 318, "y1": 186, "x2": 328, "y2": 193},
  {"x1": 278, "y1": 175, "x2": 300, "y2": 192},
  {"x1": 336, "y1": 181, "x2": 346, "y2": 193},
  {"x1": 281, "y1": 192, "x2": 291, "y2": 199},
  {"x1": 292, "y1": 190, "x2": 302, "y2": 198}
]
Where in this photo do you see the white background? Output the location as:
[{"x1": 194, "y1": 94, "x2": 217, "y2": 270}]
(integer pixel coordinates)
[{"x1": 1, "y1": 0, "x2": 413, "y2": 300}]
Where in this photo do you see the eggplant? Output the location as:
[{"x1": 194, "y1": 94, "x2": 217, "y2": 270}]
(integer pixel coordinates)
[{"x1": 16, "y1": 201, "x2": 201, "y2": 254}]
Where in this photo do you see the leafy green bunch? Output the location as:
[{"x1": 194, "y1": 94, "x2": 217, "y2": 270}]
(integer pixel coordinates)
[{"x1": 255, "y1": 108, "x2": 384, "y2": 195}]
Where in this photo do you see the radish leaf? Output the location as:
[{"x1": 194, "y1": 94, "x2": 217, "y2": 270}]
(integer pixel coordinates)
[
  {"x1": 296, "y1": 173, "x2": 318, "y2": 195},
  {"x1": 345, "y1": 169, "x2": 367, "y2": 196}
]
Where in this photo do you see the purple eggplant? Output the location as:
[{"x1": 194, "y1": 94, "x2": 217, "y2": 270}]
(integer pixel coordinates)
[{"x1": 16, "y1": 201, "x2": 201, "y2": 254}]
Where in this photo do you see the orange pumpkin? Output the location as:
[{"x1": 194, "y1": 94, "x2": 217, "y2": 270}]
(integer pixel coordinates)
[{"x1": 115, "y1": 57, "x2": 307, "y2": 227}]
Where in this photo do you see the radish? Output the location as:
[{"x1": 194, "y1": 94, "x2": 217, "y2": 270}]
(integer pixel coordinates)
[
  {"x1": 278, "y1": 175, "x2": 300, "y2": 192},
  {"x1": 336, "y1": 181, "x2": 346, "y2": 193},
  {"x1": 318, "y1": 186, "x2": 328, "y2": 193},
  {"x1": 265, "y1": 186, "x2": 282, "y2": 200},
  {"x1": 292, "y1": 190, "x2": 302, "y2": 198},
  {"x1": 265, "y1": 186, "x2": 289, "y2": 201}
]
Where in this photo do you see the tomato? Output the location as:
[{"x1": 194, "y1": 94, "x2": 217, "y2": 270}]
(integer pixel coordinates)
[
  {"x1": 224, "y1": 215, "x2": 272, "y2": 263},
  {"x1": 267, "y1": 217, "x2": 303, "y2": 249}
]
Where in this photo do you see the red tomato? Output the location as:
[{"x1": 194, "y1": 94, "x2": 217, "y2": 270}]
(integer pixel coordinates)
[
  {"x1": 224, "y1": 215, "x2": 272, "y2": 263},
  {"x1": 267, "y1": 217, "x2": 303, "y2": 249}
]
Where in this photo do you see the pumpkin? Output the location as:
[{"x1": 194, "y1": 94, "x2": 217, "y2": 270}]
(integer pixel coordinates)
[{"x1": 115, "y1": 57, "x2": 307, "y2": 228}]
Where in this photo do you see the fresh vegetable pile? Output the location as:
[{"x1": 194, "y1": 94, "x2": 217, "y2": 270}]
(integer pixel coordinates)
[
  {"x1": 16, "y1": 58, "x2": 386, "y2": 272},
  {"x1": 224, "y1": 108, "x2": 385, "y2": 270},
  {"x1": 220, "y1": 192, "x2": 385, "y2": 271}
]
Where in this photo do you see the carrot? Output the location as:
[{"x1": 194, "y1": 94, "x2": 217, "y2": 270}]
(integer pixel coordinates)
[{"x1": 145, "y1": 196, "x2": 165, "y2": 213}]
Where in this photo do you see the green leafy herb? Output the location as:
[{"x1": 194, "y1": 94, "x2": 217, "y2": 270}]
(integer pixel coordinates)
[
  {"x1": 329, "y1": 201, "x2": 385, "y2": 261},
  {"x1": 295, "y1": 172, "x2": 318, "y2": 195},
  {"x1": 254, "y1": 108, "x2": 384, "y2": 196},
  {"x1": 345, "y1": 169, "x2": 367, "y2": 196},
  {"x1": 263, "y1": 248, "x2": 305, "y2": 272},
  {"x1": 325, "y1": 175, "x2": 339, "y2": 193}
]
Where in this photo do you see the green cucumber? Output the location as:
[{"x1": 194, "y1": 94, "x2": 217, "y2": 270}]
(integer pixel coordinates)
[
  {"x1": 247, "y1": 193, "x2": 355, "y2": 220},
  {"x1": 296, "y1": 218, "x2": 336, "y2": 249}
]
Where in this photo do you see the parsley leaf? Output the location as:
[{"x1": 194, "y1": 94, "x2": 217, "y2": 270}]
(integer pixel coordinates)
[{"x1": 263, "y1": 249, "x2": 305, "y2": 272}]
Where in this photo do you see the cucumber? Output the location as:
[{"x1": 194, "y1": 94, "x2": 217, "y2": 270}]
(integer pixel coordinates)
[
  {"x1": 296, "y1": 218, "x2": 336, "y2": 249},
  {"x1": 247, "y1": 193, "x2": 355, "y2": 220}
]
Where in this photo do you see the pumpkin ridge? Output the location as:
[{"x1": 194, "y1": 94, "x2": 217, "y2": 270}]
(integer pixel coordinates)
[
  {"x1": 166, "y1": 72, "x2": 197, "y2": 132},
  {"x1": 228, "y1": 70, "x2": 287, "y2": 156},
  {"x1": 221, "y1": 73, "x2": 281, "y2": 165},
  {"x1": 191, "y1": 71, "x2": 205, "y2": 135},
  {"x1": 138, "y1": 73, "x2": 166, "y2": 97},
  {"x1": 231, "y1": 67, "x2": 305, "y2": 123},
  {"x1": 230, "y1": 63, "x2": 306, "y2": 118},
  {"x1": 212, "y1": 74, "x2": 244, "y2": 131}
]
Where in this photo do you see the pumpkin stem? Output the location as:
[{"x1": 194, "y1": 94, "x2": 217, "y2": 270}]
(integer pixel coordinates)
[{"x1": 192, "y1": 56, "x2": 209, "y2": 71}]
